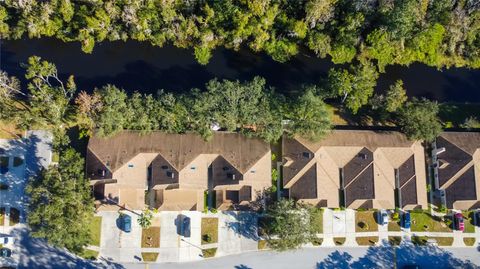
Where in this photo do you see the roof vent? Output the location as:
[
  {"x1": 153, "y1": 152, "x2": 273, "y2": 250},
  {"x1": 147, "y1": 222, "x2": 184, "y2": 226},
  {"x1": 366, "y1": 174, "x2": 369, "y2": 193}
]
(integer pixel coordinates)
[
  {"x1": 358, "y1": 153, "x2": 368, "y2": 160},
  {"x1": 302, "y1": 152, "x2": 312, "y2": 158},
  {"x1": 223, "y1": 166, "x2": 230, "y2": 171},
  {"x1": 161, "y1": 165, "x2": 168, "y2": 170},
  {"x1": 97, "y1": 169, "x2": 106, "y2": 177}
]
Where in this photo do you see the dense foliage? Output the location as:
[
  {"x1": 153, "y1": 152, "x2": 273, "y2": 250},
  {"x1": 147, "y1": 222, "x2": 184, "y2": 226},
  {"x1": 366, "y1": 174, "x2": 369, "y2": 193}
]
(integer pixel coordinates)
[
  {"x1": 1, "y1": 1, "x2": 479, "y2": 68},
  {"x1": 26, "y1": 145, "x2": 94, "y2": 254},
  {"x1": 2, "y1": 56, "x2": 332, "y2": 142},
  {"x1": 397, "y1": 98, "x2": 443, "y2": 142},
  {"x1": 263, "y1": 199, "x2": 320, "y2": 251}
]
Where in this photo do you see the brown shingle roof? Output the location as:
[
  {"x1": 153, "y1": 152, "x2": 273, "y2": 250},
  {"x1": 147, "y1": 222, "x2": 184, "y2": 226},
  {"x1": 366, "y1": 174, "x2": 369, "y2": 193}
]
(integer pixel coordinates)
[
  {"x1": 87, "y1": 131, "x2": 270, "y2": 175},
  {"x1": 296, "y1": 130, "x2": 415, "y2": 152}
]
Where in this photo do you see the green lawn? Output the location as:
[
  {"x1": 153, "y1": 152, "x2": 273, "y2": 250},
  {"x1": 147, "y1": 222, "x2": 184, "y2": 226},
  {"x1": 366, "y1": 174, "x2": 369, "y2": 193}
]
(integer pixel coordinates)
[
  {"x1": 0, "y1": 157, "x2": 8, "y2": 168},
  {"x1": 310, "y1": 208, "x2": 323, "y2": 233},
  {"x1": 412, "y1": 236, "x2": 453, "y2": 246},
  {"x1": 202, "y1": 248, "x2": 217, "y2": 258},
  {"x1": 201, "y1": 218, "x2": 218, "y2": 244},
  {"x1": 355, "y1": 211, "x2": 378, "y2": 232},
  {"x1": 142, "y1": 227, "x2": 160, "y2": 248},
  {"x1": 334, "y1": 237, "x2": 346, "y2": 246},
  {"x1": 410, "y1": 212, "x2": 452, "y2": 232},
  {"x1": 463, "y1": 211, "x2": 476, "y2": 233},
  {"x1": 388, "y1": 221, "x2": 401, "y2": 232},
  {"x1": 258, "y1": 240, "x2": 268, "y2": 250},
  {"x1": 389, "y1": 236, "x2": 402, "y2": 246},
  {"x1": 9, "y1": 208, "x2": 20, "y2": 226},
  {"x1": 89, "y1": 216, "x2": 102, "y2": 246},
  {"x1": 0, "y1": 208, "x2": 4, "y2": 226},
  {"x1": 464, "y1": 238, "x2": 476, "y2": 246},
  {"x1": 141, "y1": 252, "x2": 159, "y2": 262},
  {"x1": 311, "y1": 237, "x2": 323, "y2": 246},
  {"x1": 439, "y1": 103, "x2": 480, "y2": 128},
  {"x1": 356, "y1": 236, "x2": 378, "y2": 246},
  {"x1": 80, "y1": 249, "x2": 99, "y2": 260}
]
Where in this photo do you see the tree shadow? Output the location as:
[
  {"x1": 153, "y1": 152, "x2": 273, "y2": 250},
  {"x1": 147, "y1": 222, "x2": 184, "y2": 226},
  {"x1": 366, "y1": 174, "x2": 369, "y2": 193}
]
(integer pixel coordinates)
[
  {"x1": 316, "y1": 241, "x2": 479, "y2": 269},
  {"x1": 234, "y1": 265, "x2": 253, "y2": 269},
  {"x1": 10, "y1": 227, "x2": 125, "y2": 269},
  {"x1": 223, "y1": 211, "x2": 260, "y2": 241}
]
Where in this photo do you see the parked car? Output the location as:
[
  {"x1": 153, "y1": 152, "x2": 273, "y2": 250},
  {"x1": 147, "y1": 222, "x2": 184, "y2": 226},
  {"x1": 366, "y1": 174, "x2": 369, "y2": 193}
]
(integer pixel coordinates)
[
  {"x1": 454, "y1": 212, "x2": 464, "y2": 232},
  {"x1": 475, "y1": 210, "x2": 480, "y2": 227},
  {"x1": 182, "y1": 216, "x2": 191, "y2": 237},
  {"x1": 0, "y1": 247, "x2": 11, "y2": 258},
  {"x1": 378, "y1": 210, "x2": 389, "y2": 225},
  {"x1": 402, "y1": 212, "x2": 411, "y2": 229},
  {"x1": 119, "y1": 214, "x2": 132, "y2": 233}
]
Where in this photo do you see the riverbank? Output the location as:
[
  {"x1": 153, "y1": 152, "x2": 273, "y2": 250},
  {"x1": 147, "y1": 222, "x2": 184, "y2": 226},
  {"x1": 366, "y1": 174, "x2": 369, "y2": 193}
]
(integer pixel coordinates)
[{"x1": 2, "y1": 39, "x2": 480, "y2": 102}]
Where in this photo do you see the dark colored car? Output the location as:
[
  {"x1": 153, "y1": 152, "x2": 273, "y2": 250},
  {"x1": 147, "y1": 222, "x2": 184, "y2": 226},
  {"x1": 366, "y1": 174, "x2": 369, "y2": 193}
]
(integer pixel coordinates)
[
  {"x1": 120, "y1": 214, "x2": 132, "y2": 232},
  {"x1": 454, "y1": 212, "x2": 464, "y2": 232},
  {"x1": 402, "y1": 212, "x2": 411, "y2": 229},
  {"x1": 475, "y1": 210, "x2": 480, "y2": 227},
  {"x1": 0, "y1": 248, "x2": 12, "y2": 258},
  {"x1": 182, "y1": 216, "x2": 191, "y2": 237}
]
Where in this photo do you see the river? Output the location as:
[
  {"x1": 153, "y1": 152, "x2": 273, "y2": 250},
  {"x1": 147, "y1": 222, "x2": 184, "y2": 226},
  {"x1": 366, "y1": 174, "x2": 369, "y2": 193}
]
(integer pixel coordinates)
[{"x1": 1, "y1": 38, "x2": 479, "y2": 102}]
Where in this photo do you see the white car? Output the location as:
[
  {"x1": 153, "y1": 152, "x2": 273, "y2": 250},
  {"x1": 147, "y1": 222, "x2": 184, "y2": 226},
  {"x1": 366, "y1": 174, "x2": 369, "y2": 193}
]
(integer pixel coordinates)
[{"x1": 378, "y1": 210, "x2": 389, "y2": 225}]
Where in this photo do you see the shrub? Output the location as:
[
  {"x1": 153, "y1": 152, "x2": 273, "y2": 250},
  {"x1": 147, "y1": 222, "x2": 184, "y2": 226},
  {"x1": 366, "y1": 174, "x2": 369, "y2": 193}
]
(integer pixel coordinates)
[
  {"x1": 391, "y1": 212, "x2": 400, "y2": 222},
  {"x1": 202, "y1": 234, "x2": 212, "y2": 243},
  {"x1": 358, "y1": 221, "x2": 369, "y2": 230}
]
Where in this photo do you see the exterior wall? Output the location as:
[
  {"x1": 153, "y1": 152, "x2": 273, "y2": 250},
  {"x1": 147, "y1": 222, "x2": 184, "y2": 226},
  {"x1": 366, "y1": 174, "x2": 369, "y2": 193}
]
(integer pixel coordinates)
[
  {"x1": 104, "y1": 154, "x2": 149, "y2": 207},
  {"x1": 241, "y1": 151, "x2": 272, "y2": 200},
  {"x1": 179, "y1": 154, "x2": 217, "y2": 189}
]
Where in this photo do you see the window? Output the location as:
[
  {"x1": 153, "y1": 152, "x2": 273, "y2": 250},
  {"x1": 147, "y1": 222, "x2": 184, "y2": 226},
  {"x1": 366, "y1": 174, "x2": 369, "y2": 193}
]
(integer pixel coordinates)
[{"x1": 302, "y1": 152, "x2": 312, "y2": 158}]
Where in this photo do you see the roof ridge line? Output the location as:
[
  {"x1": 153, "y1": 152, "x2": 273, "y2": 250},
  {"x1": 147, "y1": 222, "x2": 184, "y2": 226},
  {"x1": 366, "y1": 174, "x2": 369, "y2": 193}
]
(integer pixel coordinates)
[{"x1": 344, "y1": 162, "x2": 373, "y2": 189}]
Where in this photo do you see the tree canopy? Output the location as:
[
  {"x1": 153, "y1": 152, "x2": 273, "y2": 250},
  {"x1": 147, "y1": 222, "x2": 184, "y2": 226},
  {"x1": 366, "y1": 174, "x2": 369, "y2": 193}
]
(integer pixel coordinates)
[
  {"x1": 26, "y1": 146, "x2": 94, "y2": 254},
  {"x1": 397, "y1": 98, "x2": 443, "y2": 142},
  {"x1": 285, "y1": 88, "x2": 332, "y2": 141},
  {"x1": 1, "y1": 1, "x2": 480, "y2": 68}
]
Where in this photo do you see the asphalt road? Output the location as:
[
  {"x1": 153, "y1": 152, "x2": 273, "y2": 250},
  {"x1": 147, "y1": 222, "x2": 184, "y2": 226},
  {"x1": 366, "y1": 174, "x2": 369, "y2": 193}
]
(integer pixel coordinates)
[{"x1": 119, "y1": 244, "x2": 480, "y2": 269}]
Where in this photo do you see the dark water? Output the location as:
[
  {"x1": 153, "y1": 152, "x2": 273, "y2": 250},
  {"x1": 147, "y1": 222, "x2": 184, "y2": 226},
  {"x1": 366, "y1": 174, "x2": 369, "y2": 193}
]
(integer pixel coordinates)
[{"x1": 1, "y1": 38, "x2": 480, "y2": 102}]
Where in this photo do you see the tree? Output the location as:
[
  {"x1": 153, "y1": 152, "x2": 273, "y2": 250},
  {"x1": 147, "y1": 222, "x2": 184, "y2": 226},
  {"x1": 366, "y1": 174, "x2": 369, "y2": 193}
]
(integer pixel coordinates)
[
  {"x1": 91, "y1": 85, "x2": 129, "y2": 137},
  {"x1": 286, "y1": 88, "x2": 332, "y2": 141},
  {"x1": 192, "y1": 77, "x2": 283, "y2": 142},
  {"x1": 328, "y1": 62, "x2": 379, "y2": 114},
  {"x1": 0, "y1": 57, "x2": 78, "y2": 130},
  {"x1": 397, "y1": 98, "x2": 442, "y2": 142},
  {"x1": 385, "y1": 80, "x2": 407, "y2": 112},
  {"x1": 264, "y1": 199, "x2": 313, "y2": 251},
  {"x1": 26, "y1": 147, "x2": 93, "y2": 255},
  {"x1": 137, "y1": 209, "x2": 154, "y2": 229}
]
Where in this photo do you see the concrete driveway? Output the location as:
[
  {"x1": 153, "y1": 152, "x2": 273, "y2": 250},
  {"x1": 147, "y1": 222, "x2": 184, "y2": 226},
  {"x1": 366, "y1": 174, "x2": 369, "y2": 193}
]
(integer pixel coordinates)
[{"x1": 98, "y1": 211, "x2": 142, "y2": 263}]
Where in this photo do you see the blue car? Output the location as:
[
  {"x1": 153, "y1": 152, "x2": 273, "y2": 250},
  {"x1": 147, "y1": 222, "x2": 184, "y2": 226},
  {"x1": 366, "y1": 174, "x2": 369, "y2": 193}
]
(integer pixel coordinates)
[
  {"x1": 403, "y1": 212, "x2": 411, "y2": 229},
  {"x1": 120, "y1": 214, "x2": 132, "y2": 232}
]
